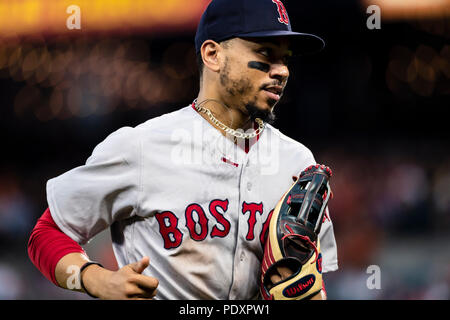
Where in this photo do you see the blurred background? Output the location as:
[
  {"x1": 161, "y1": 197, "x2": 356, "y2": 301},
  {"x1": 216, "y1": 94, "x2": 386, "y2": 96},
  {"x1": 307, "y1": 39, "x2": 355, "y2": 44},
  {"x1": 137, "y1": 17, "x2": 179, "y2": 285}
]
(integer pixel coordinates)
[{"x1": 0, "y1": 0, "x2": 449, "y2": 300}]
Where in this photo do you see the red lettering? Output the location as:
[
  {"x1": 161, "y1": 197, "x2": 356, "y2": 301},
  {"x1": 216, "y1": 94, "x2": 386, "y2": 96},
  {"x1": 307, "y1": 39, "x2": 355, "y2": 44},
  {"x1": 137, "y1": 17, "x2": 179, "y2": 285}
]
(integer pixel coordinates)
[
  {"x1": 155, "y1": 211, "x2": 183, "y2": 249},
  {"x1": 288, "y1": 287, "x2": 298, "y2": 296},
  {"x1": 272, "y1": 0, "x2": 289, "y2": 25},
  {"x1": 242, "y1": 202, "x2": 264, "y2": 241},
  {"x1": 185, "y1": 203, "x2": 209, "y2": 241},
  {"x1": 209, "y1": 199, "x2": 231, "y2": 238},
  {"x1": 284, "y1": 276, "x2": 316, "y2": 297},
  {"x1": 259, "y1": 209, "x2": 274, "y2": 248},
  {"x1": 156, "y1": 200, "x2": 268, "y2": 248},
  {"x1": 316, "y1": 253, "x2": 323, "y2": 273},
  {"x1": 301, "y1": 278, "x2": 314, "y2": 290}
]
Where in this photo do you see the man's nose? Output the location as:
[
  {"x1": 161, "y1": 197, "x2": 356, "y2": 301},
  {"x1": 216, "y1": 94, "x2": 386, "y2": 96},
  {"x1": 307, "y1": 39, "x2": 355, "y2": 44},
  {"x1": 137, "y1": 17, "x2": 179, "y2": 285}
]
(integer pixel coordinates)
[{"x1": 269, "y1": 63, "x2": 289, "y2": 82}]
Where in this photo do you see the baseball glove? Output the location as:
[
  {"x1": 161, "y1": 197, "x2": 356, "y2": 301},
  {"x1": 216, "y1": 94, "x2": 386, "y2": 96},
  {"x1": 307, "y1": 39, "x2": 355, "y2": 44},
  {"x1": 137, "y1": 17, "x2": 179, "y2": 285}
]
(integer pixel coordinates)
[{"x1": 260, "y1": 164, "x2": 333, "y2": 300}]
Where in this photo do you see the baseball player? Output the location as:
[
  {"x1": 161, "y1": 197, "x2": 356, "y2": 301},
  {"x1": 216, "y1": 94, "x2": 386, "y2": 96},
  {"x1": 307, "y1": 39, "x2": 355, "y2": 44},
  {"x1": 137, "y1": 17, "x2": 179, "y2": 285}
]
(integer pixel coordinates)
[{"x1": 28, "y1": 0, "x2": 338, "y2": 300}]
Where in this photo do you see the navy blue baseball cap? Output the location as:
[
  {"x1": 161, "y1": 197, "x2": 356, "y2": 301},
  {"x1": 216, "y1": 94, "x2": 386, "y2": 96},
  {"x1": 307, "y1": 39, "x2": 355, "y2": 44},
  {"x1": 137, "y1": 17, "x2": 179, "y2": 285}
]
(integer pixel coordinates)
[{"x1": 195, "y1": 0, "x2": 325, "y2": 56}]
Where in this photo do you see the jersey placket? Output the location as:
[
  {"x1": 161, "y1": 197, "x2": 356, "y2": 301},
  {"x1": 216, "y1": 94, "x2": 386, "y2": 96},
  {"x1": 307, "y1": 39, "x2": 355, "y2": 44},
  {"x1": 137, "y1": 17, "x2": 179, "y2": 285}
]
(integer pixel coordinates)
[
  {"x1": 228, "y1": 139, "x2": 262, "y2": 299},
  {"x1": 213, "y1": 134, "x2": 249, "y2": 299}
]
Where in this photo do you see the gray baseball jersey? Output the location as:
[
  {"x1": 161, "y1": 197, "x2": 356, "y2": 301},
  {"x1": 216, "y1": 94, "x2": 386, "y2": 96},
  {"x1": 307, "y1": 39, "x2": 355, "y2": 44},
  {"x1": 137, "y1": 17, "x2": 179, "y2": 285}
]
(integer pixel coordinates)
[{"x1": 46, "y1": 105, "x2": 338, "y2": 299}]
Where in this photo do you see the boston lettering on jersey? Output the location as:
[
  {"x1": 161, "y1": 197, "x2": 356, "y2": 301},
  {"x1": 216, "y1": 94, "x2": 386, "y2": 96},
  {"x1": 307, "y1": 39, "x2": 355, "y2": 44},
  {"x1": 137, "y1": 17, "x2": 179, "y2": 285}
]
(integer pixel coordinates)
[
  {"x1": 155, "y1": 200, "x2": 330, "y2": 250},
  {"x1": 155, "y1": 200, "x2": 270, "y2": 249}
]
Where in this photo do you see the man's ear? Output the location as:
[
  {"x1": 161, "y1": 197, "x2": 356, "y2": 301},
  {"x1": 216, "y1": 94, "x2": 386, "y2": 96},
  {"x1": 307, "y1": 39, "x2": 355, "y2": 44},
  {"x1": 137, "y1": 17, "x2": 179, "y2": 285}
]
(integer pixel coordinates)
[{"x1": 200, "y1": 40, "x2": 222, "y2": 73}]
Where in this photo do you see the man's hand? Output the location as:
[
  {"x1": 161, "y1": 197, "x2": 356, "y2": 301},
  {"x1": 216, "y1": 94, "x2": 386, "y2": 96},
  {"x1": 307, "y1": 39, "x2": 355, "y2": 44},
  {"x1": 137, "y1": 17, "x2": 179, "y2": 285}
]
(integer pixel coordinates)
[
  {"x1": 82, "y1": 256, "x2": 159, "y2": 300},
  {"x1": 269, "y1": 266, "x2": 292, "y2": 286}
]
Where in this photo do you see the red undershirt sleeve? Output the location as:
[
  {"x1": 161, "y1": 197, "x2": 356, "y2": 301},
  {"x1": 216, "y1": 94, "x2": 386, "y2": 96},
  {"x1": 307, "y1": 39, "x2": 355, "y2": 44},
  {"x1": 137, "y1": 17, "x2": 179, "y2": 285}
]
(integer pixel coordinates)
[{"x1": 27, "y1": 207, "x2": 86, "y2": 286}]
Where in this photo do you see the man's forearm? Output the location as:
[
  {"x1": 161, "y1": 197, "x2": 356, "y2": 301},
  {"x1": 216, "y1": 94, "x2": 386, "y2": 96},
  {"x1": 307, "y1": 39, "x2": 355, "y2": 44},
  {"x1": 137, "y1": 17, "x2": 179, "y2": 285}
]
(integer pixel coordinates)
[
  {"x1": 55, "y1": 252, "x2": 88, "y2": 290},
  {"x1": 29, "y1": 208, "x2": 157, "y2": 299},
  {"x1": 54, "y1": 252, "x2": 111, "y2": 297}
]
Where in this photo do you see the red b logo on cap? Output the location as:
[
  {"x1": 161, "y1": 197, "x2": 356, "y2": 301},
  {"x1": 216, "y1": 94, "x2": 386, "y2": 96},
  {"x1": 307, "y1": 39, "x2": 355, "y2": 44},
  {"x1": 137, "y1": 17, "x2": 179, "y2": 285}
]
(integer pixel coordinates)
[{"x1": 272, "y1": 0, "x2": 289, "y2": 25}]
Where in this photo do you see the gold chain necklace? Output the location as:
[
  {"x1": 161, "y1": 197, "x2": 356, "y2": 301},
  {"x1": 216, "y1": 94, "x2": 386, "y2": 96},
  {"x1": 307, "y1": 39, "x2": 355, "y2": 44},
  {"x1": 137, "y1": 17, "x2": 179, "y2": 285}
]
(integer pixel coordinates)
[{"x1": 193, "y1": 99, "x2": 265, "y2": 140}]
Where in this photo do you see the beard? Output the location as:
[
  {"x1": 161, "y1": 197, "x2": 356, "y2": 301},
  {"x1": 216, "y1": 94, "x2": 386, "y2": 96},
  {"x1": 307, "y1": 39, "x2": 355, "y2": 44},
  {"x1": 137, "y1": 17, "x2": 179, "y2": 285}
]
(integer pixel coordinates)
[
  {"x1": 245, "y1": 103, "x2": 277, "y2": 125},
  {"x1": 219, "y1": 58, "x2": 278, "y2": 125}
]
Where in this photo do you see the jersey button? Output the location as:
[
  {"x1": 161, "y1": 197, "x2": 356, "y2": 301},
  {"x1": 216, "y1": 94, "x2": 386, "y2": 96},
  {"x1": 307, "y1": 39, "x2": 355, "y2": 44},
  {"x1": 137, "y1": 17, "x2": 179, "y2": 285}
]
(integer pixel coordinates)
[
  {"x1": 247, "y1": 182, "x2": 252, "y2": 191},
  {"x1": 240, "y1": 252, "x2": 245, "y2": 261}
]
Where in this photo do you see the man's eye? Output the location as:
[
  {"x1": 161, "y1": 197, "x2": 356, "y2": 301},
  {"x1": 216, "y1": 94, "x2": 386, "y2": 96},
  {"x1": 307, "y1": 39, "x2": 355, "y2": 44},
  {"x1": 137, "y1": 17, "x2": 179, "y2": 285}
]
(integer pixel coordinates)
[{"x1": 258, "y1": 49, "x2": 270, "y2": 57}]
